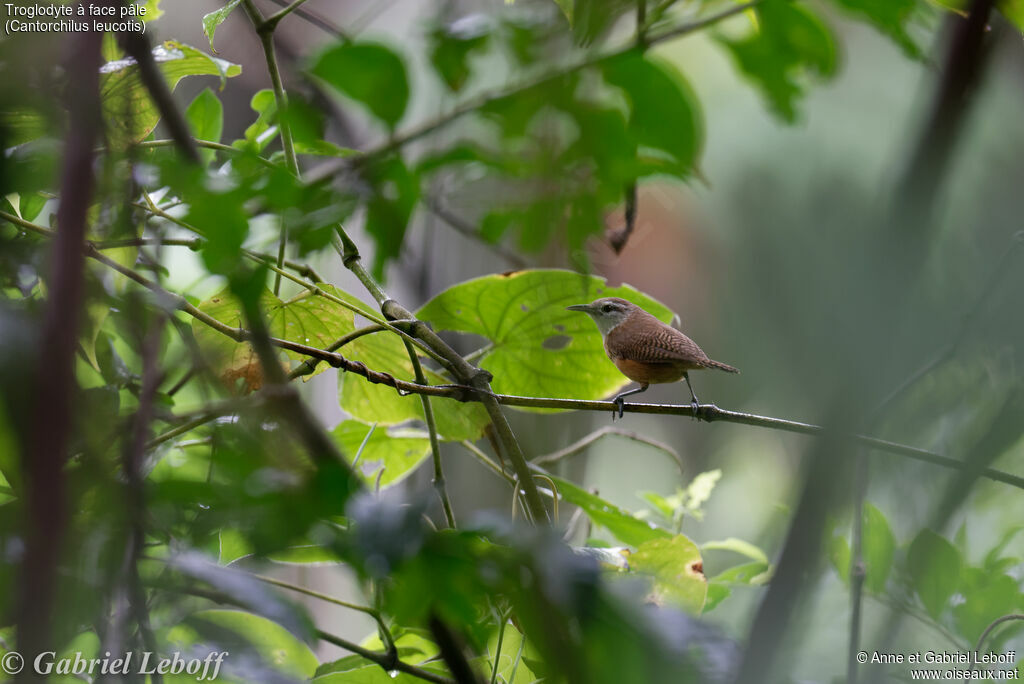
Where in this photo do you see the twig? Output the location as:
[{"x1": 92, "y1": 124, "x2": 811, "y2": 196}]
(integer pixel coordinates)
[
  {"x1": 261, "y1": 0, "x2": 315, "y2": 32},
  {"x1": 406, "y1": 340, "x2": 456, "y2": 528},
  {"x1": 249, "y1": 572, "x2": 396, "y2": 653},
  {"x1": 973, "y1": 614, "x2": 1024, "y2": 665},
  {"x1": 532, "y1": 425, "x2": 683, "y2": 473},
  {"x1": 262, "y1": 0, "x2": 348, "y2": 37},
  {"x1": 241, "y1": 0, "x2": 298, "y2": 295},
  {"x1": 136, "y1": 138, "x2": 279, "y2": 169}
]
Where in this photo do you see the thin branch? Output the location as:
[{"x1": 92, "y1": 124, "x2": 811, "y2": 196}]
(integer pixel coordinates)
[
  {"x1": 262, "y1": 0, "x2": 348, "y2": 37},
  {"x1": 241, "y1": 0, "x2": 298, "y2": 295},
  {"x1": 406, "y1": 340, "x2": 457, "y2": 529},
  {"x1": 532, "y1": 425, "x2": 683, "y2": 473},
  {"x1": 973, "y1": 614, "x2": 1024, "y2": 659},
  {"x1": 262, "y1": 0, "x2": 315, "y2": 32},
  {"x1": 316, "y1": 629, "x2": 455, "y2": 684},
  {"x1": 304, "y1": 0, "x2": 763, "y2": 186},
  {"x1": 136, "y1": 138, "x2": 278, "y2": 168}
]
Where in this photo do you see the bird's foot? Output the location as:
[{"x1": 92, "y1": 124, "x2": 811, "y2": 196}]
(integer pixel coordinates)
[
  {"x1": 690, "y1": 398, "x2": 700, "y2": 420},
  {"x1": 612, "y1": 396, "x2": 626, "y2": 420}
]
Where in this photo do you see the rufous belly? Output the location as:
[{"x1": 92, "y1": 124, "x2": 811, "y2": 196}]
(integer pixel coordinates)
[{"x1": 612, "y1": 358, "x2": 689, "y2": 385}]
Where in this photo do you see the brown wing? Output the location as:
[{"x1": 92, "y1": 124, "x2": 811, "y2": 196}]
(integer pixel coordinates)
[{"x1": 605, "y1": 311, "x2": 710, "y2": 367}]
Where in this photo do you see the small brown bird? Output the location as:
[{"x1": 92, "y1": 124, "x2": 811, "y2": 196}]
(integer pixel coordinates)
[{"x1": 566, "y1": 297, "x2": 738, "y2": 418}]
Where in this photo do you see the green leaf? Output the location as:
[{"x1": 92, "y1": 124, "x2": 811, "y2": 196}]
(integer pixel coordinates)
[
  {"x1": 167, "y1": 609, "x2": 317, "y2": 679},
  {"x1": 293, "y1": 139, "x2": 359, "y2": 157},
  {"x1": 241, "y1": 89, "x2": 279, "y2": 150},
  {"x1": 100, "y1": 41, "x2": 242, "y2": 146},
  {"x1": 627, "y1": 535, "x2": 707, "y2": 613},
  {"x1": 828, "y1": 0, "x2": 922, "y2": 57},
  {"x1": 417, "y1": 269, "x2": 675, "y2": 409},
  {"x1": 953, "y1": 569, "x2": 1020, "y2": 641},
  {"x1": 487, "y1": 625, "x2": 540, "y2": 684},
  {"x1": 202, "y1": 0, "x2": 243, "y2": 53},
  {"x1": 219, "y1": 529, "x2": 252, "y2": 565},
  {"x1": 907, "y1": 529, "x2": 962, "y2": 620},
  {"x1": 18, "y1": 192, "x2": 47, "y2": 222},
  {"x1": 310, "y1": 42, "x2": 409, "y2": 129},
  {"x1": 429, "y1": 20, "x2": 490, "y2": 92},
  {"x1": 192, "y1": 287, "x2": 356, "y2": 389},
  {"x1": 704, "y1": 561, "x2": 772, "y2": 612},
  {"x1": 702, "y1": 537, "x2": 768, "y2": 564},
  {"x1": 601, "y1": 52, "x2": 703, "y2": 176},
  {"x1": 331, "y1": 420, "x2": 431, "y2": 488},
  {"x1": 718, "y1": 0, "x2": 837, "y2": 122},
  {"x1": 338, "y1": 327, "x2": 489, "y2": 441},
  {"x1": 862, "y1": 503, "x2": 895, "y2": 593},
  {"x1": 186, "y1": 88, "x2": 224, "y2": 166},
  {"x1": 551, "y1": 474, "x2": 671, "y2": 547}
]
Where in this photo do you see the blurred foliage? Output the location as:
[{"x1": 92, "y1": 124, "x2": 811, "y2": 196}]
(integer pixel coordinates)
[{"x1": 0, "y1": 0, "x2": 1021, "y2": 682}]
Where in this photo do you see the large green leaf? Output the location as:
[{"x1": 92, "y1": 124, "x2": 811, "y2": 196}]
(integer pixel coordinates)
[
  {"x1": 718, "y1": 0, "x2": 837, "y2": 122},
  {"x1": 100, "y1": 40, "x2": 241, "y2": 146},
  {"x1": 338, "y1": 328, "x2": 489, "y2": 441},
  {"x1": 551, "y1": 474, "x2": 671, "y2": 547},
  {"x1": 309, "y1": 42, "x2": 409, "y2": 129},
  {"x1": 907, "y1": 529, "x2": 962, "y2": 620},
  {"x1": 417, "y1": 269, "x2": 675, "y2": 408},
  {"x1": 627, "y1": 535, "x2": 707, "y2": 613},
  {"x1": 601, "y1": 52, "x2": 703, "y2": 176},
  {"x1": 193, "y1": 287, "x2": 356, "y2": 389},
  {"x1": 331, "y1": 420, "x2": 432, "y2": 488}
]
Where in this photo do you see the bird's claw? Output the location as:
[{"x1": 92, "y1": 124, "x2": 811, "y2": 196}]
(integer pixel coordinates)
[
  {"x1": 612, "y1": 396, "x2": 626, "y2": 420},
  {"x1": 690, "y1": 399, "x2": 700, "y2": 420}
]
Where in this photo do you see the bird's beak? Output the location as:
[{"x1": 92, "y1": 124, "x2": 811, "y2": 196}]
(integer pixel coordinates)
[{"x1": 565, "y1": 304, "x2": 589, "y2": 312}]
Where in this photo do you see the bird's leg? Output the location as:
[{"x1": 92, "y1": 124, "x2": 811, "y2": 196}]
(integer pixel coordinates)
[
  {"x1": 684, "y1": 373, "x2": 700, "y2": 417},
  {"x1": 611, "y1": 383, "x2": 649, "y2": 420}
]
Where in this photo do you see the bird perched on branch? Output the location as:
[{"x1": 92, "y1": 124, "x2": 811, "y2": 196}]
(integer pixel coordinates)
[{"x1": 566, "y1": 297, "x2": 738, "y2": 418}]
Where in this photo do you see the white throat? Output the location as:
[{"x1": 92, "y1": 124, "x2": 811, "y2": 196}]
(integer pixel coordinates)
[{"x1": 589, "y1": 313, "x2": 627, "y2": 337}]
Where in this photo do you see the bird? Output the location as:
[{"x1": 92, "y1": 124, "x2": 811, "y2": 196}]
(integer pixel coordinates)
[{"x1": 566, "y1": 297, "x2": 738, "y2": 418}]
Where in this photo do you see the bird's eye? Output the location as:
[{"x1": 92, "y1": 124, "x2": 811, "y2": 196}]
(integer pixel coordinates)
[{"x1": 602, "y1": 304, "x2": 613, "y2": 313}]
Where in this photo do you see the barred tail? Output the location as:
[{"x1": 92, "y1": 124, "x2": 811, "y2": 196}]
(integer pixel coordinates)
[{"x1": 704, "y1": 359, "x2": 739, "y2": 374}]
